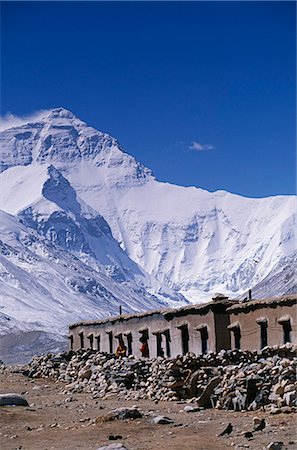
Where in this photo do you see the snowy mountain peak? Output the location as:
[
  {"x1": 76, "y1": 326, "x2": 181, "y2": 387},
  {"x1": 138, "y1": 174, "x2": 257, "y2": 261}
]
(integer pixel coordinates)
[
  {"x1": 44, "y1": 107, "x2": 77, "y2": 121},
  {"x1": 0, "y1": 107, "x2": 153, "y2": 186}
]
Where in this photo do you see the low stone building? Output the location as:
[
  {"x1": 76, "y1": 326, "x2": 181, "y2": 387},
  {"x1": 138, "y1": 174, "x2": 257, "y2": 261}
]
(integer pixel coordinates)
[
  {"x1": 227, "y1": 295, "x2": 297, "y2": 351},
  {"x1": 68, "y1": 294, "x2": 297, "y2": 357}
]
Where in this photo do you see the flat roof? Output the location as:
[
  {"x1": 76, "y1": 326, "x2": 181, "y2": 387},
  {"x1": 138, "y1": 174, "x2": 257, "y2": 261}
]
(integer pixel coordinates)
[
  {"x1": 69, "y1": 294, "x2": 297, "y2": 330},
  {"x1": 69, "y1": 298, "x2": 236, "y2": 329},
  {"x1": 227, "y1": 294, "x2": 297, "y2": 313}
]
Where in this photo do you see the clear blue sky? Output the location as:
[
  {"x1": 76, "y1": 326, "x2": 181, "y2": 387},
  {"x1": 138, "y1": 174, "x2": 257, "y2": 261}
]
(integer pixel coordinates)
[{"x1": 1, "y1": 1, "x2": 296, "y2": 198}]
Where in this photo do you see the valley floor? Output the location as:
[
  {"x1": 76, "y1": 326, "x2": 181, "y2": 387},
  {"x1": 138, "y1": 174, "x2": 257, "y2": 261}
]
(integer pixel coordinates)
[{"x1": 0, "y1": 371, "x2": 296, "y2": 450}]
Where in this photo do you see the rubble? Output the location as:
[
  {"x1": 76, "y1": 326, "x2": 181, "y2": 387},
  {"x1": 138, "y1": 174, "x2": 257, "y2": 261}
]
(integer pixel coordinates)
[{"x1": 23, "y1": 344, "x2": 297, "y2": 414}]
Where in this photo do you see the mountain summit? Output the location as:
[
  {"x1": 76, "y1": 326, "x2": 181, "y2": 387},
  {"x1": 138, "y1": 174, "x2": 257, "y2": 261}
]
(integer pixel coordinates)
[
  {"x1": 0, "y1": 107, "x2": 152, "y2": 186},
  {"x1": 0, "y1": 108, "x2": 296, "y2": 360}
]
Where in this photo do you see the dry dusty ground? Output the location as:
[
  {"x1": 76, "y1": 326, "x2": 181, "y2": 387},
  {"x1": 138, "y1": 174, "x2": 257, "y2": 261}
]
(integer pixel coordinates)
[{"x1": 0, "y1": 372, "x2": 296, "y2": 450}]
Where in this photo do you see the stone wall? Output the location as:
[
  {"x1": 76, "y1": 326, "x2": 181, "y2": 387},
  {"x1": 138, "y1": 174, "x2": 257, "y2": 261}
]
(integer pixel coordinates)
[{"x1": 24, "y1": 344, "x2": 297, "y2": 414}]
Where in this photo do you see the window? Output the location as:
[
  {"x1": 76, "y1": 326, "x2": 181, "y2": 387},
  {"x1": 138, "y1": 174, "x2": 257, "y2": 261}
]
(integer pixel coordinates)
[
  {"x1": 164, "y1": 330, "x2": 171, "y2": 357},
  {"x1": 156, "y1": 333, "x2": 164, "y2": 357},
  {"x1": 139, "y1": 329, "x2": 149, "y2": 357},
  {"x1": 68, "y1": 335, "x2": 74, "y2": 351},
  {"x1": 107, "y1": 331, "x2": 113, "y2": 353},
  {"x1": 227, "y1": 322, "x2": 241, "y2": 350},
  {"x1": 178, "y1": 324, "x2": 189, "y2": 355},
  {"x1": 256, "y1": 317, "x2": 268, "y2": 349},
  {"x1": 260, "y1": 322, "x2": 268, "y2": 348},
  {"x1": 197, "y1": 325, "x2": 208, "y2": 354},
  {"x1": 88, "y1": 333, "x2": 94, "y2": 349},
  {"x1": 79, "y1": 331, "x2": 84, "y2": 349},
  {"x1": 200, "y1": 327, "x2": 208, "y2": 354},
  {"x1": 283, "y1": 322, "x2": 292, "y2": 344},
  {"x1": 278, "y1": 317, "x2": 292, "y2": 344},
  {"x1": 95, "y1": 335, "x2": 101, "y2": 351},
  {"x1": 125, "y1": 333, "x2": 133, "y2": 356},
  {"x1": 234, "y1": 328, "x2": 241, "y2": 349}
]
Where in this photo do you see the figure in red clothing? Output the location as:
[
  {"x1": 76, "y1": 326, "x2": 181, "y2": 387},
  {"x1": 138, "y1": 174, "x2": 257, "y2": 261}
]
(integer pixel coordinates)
[{"x1": 140, "y1": 336, "x2": 149, "y2": 357}]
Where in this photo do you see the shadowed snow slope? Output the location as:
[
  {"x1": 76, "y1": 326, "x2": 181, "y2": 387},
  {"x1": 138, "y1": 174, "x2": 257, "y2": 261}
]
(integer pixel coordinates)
[
  {"x1": 0, "y1": 209, "x2": 174, "y2": 339},
  {"x1": 0, "y1": 107, "x2": 296, "y2": 345}
]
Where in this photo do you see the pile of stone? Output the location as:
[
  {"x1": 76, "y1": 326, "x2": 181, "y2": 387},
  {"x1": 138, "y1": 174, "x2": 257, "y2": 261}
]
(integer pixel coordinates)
[{"x1": 24, "y1": 344, "x2": 296, "y2": 413}]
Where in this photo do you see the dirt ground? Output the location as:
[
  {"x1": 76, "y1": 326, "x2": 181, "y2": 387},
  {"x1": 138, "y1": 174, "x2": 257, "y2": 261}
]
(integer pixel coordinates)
[{"x1": 0, "y1": 372, "x2": 296, "y2": 450}]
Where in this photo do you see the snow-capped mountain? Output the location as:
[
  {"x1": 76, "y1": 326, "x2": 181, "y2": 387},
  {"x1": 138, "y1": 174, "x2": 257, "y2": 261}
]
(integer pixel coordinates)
[
  {"x1": 2, "y1": 108, "x2": 295, "y2": 296},
  {"x1": 0, "y1": 186, "x2": 178, "y2": 362},
  {"x1": 0, "y1": 107, "x2": 296, "y2": 360}
]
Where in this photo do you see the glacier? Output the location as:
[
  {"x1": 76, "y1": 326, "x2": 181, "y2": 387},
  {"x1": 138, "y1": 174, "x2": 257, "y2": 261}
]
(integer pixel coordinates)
[{"x1": 0, "y1": 107, "x2": 296, "y2": 361}]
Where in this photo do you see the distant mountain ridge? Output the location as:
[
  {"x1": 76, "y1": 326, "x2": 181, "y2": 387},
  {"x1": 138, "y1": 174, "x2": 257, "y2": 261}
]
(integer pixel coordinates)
[{"x1": 0, "y1": 108, "x2": 296, "y2": 360}]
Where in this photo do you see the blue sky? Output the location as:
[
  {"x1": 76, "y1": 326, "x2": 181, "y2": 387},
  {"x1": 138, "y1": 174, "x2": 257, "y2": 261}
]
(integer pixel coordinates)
[{"x1": 1, "y1": 1, "x2": 296, "y2": 198}]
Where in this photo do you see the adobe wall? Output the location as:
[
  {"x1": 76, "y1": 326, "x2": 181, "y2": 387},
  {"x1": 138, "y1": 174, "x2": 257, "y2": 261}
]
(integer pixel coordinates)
[
  {"x1": 228, "y1": 301, "x2": 296, "y2": 351},
  {"x1": 164, "y1": 310, "x2": 216, "y2": 355},
  {"x1": 69, "y1": 304, "x2": 224, "y2": 357},
  {"x1": 69, "y1": 296, "x2": 297, "y2": 356}
]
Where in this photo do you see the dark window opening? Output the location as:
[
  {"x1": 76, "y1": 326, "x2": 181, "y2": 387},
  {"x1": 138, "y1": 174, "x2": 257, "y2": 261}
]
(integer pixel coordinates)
[
  {"x1": 164, "y1": 330, "x2": 171, "y2": 357},
  {"x1": 107, "y1": 331, "x2": 113, "y2": 353},
  {"x1": 178, "y1": 324, "x2": 189, "y2": 355},
  {"x1": 234, "y1": 328, "x2": 241, "y2": 349},
  {"x1": 156, "y1": 333, "x2": 164, "y2": 357},
  {"x1": 199, "y1": 327, "x2": 208, "y2": 354},
  {"x1": 283, "y1": 322, "x2": 292, "y2": 344},
  {"x1": 95, "y1": 335, "x2": 101, "y2": 351},
  {"x1": 115, "y1": 333, "x2": 127, "y2": 357},
  {"x1": 68, "y1": 335, "x2": 74, "y2": 351},
  {"x1": 260, "y1": 323, "x2": 268, "y2": 348},
  {"x1": 88, "y1": 334, "x2": 94, "y2": 350},
  {"x1": 79, "y1": 332, "x2": 84, "y2": 349},
  {"x1": 125, "y1": 333, "x2": 133, "y2": 356},
  {"x1": 139, "y1": 330, "x2": 149, "y2": 357}
]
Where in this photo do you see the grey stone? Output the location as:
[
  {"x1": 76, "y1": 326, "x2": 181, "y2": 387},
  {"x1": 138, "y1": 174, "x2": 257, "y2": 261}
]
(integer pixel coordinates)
[
  {"x1": 266, "y1": 442, "x2": 283, "y2": 450},
  {"x1": 96, "y1": 445, "x2": 129, "y2": 450},
  {"x1": 280, "y1": 406, "x2": 292, "y2": 414},
  {"x1": 78, "y1": 368, "x2": 92, "y2": 380},
  {"x1": 197, "y1": 376, "x2": 221, "y2": 408},
  {"x1": 183, "y1": 405, "x2": 200, "y2": 413},
  {"x1": 270, "y1": 405, "x2": 281, "y2": 415},
  {"x1": 283, "y1": 391, "x2": 296, "y2": 406},
  {"x1": 0, "y1": 393, "x2": 29, "y2": 407},
  {"x1": 152, "y1": 415, "x2": 174, "y2": 424},
  {"x1": 284, "y1": 384, "x2": 295, "y2": 393},
  {"x1": 113, "y1": 407, "x2": 142, "y2": 420}
]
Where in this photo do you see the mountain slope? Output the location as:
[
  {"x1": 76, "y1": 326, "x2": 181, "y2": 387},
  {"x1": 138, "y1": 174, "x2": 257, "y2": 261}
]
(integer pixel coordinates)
[
  {"x1": 0, "y1": 208, "x2": 171, "y2": 336},
  {"x1": 1, "y1": 107, "x2": 296, "y2": 307},
  {"x1": 0, "y1": 204, "x2": 177, "y2": 362}
]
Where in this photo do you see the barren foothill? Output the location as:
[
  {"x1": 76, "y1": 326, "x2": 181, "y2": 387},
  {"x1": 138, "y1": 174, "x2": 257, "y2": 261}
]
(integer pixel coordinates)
[{"x1": 0, "y1": 371, "x2": 296, "y2": 450}]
